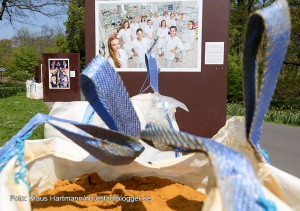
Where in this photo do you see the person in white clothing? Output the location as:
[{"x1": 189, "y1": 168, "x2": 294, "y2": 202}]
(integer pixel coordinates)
[
  {"x1": 130, "y1": 17, "x2": 139, "y2": 40},
  {"x1": 178, "y1": 21, "x2": 196, "y2": 62},
  {"x1": 151, "y1": 12, "x2": 160, "y2": 37},
  {"x1": 144, "y1": 19, "x2": 154, "y2": 47},
  {"x1": 139, "y1": 16, "x2": 147, "y2": 33},
  {"x1": 107, "y1": 36, "x2": 128, "y2": 68},
  {"x1": 149, "y1": 12, "x2": 153, "y2": 19},
  {"x1": 161, "y1": 26, "x2": 184, "y2": 68},
  {"x1": 131, "y1": 28, "x2": 149, "y2": 68},
  {"x1": 161, "y1": 11, "x2": 170, "y2": 22},
  {"x1": 176, "y1": 13, "x2": 183, "y2": 21},
  {"x1": 167, "y1": 13, "x2": 177, "y2": 28},
  {"x1": 157, "y1": 20, "x2": 169, "y2": 56},
  {"x1": 117, "y1": 21, "x2": 133, "y2": 57}
]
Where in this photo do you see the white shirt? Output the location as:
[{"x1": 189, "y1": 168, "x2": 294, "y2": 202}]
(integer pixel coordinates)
[
  {"x1": 161, "y1": 15, "x2": 170, "y2": 22},
  {"x1": 108, "y1": 49, "x2": 128, "y2": 68},
  {"x1": 130, "y1": 23, "x2": 139, "y2": 39},
  {"x1": 157, "y1": 27, "x2": 169, "y2": 39},
  {"x1": 144, "y1": 25, "x2": 154, "y2": 40},
  {"x1": 156, "y1": 27, "x2": 169, "y2": 49},
  {"x1": 131, "y1": 38, "x2": 149, "y2": 64},
  {"x1": 117, "y1": 28, "x2": 132, "y2": 44},
  {"x1": 182, "y1": 29, "x2": 195, "y2": 51},
  {"x1": 151, "y1": 17, "x2": 160, "y2": 31},
  {"x1": 182, "y1": 29, "x2": 195, "y2": 43},
  {"x1": 167, "y1": 19, "x2": 177, "y2": 28},
  {"x1": 139, "y1": 22, "x2": 147, "y2": 32},
  {"x1": 163, "y1": 35, "x2": 183, "y2": 61}
]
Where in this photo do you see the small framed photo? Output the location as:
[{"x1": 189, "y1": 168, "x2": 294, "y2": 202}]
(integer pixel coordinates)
[{"x1": 48, "y1": 59, "x2": 70, "y2": 89}]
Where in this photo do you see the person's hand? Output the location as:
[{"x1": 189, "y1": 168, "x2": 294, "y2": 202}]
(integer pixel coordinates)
[
  {"x1": 134, "y1": 52, "x2": 138, "y2": 57},
  {"x1": 170, "y1": 48, "x2": 176, "y2": 53}
]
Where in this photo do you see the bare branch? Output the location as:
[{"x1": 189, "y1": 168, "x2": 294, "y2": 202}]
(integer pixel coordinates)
[
  {"x1": 0, "y1": 0, "x2": 68, "y2": 23},
  {"x1": 0, "y1": 0, "x2": 7, "y2": 20},
  {"x1": 283, "y1": 60, "x2": 300, "y2": 67}
]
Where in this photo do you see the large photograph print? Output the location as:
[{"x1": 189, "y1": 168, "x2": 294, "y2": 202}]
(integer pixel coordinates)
[
  {"x1": 48, "y1": 59, "x2": 70, "y2": 89},
  {"x1": 95, "y1": 0, "x2": 202, "y2": 72}
]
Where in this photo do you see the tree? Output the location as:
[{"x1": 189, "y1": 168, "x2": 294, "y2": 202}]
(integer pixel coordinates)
[
  {"x1": 0, "y1": 39, "x2": 13, "y2": 80},
  {"x1": 53, "y1": 33, "x2": 68, "y2": 53},
  {"x1": 227, "y1": 52, "x2": 243, "y2": 102},
  {"x1": 9, "y1": 25, "x2": 65, "y2": 53},
  {"x1": 0, "y1": 25, "x2": 66, "y2": 81},
  {"x1": 9, "y1": 45, "x2": 39, "y2": 81},
  {"x1": 273, "y1": 0, "x2": 300, "y2": 103},
  {"x1": 228, "y1": 0, "x2": 300, "y2": 105},
  {"x1": 0, "y1": 0, "x2": 67, "y2": 23},
  {"x1": 0, "y1": 39, "x2": 12, "y2": 61},
  {"x1": 63, "y1": 0, "x2": 85, "y2": 70},
  {"x1": 11, "y1": 27, "x2": 35, "y2": 46},
  {"x1": 35, "y1": 25, "x2": 65, "y2": 54},
  {"x1": 229, "y1": 0, "x2": 272, "y2": 55},
  {"x1": 283, "y1": 0, "x2": 300, "y2": 67}
]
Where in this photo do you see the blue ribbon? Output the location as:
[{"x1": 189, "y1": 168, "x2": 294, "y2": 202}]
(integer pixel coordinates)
[
  {"x1": 144, "y1": 38, "x2": 159, "y2": 93},
  {"x1": 0, "y1": 113, "x2": 144, "y2": 179},
  {"x1": 243, "y1": 0, "x2": 290, "y2": 162},
  {"x1": 80, "y1": 56, "x2": 141, "y2": 138},
  {"x1": 140, "y1": 123, "x2": 269, "y2": 211}
]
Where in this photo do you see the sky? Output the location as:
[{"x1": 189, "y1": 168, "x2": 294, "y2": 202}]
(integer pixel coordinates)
[{"x1": 0, "y1": 12, "x2": 68, "y2": 40}]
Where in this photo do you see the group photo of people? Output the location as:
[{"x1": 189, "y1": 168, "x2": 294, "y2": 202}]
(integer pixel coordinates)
[
  {"x1": 48, "y1": 59, "x2": 70, "y2": 89},
  {"x1": 96, "y1": 0, "x2": 201, "y2": 71}
]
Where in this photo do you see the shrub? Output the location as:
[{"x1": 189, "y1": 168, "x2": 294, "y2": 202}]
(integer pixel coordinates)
[
  {"x1": 227, "y1": 52, "x2": 243, "y2": 102},
  {"x1": 0, "y1": 82, "x2": 26, "y2": 98}
]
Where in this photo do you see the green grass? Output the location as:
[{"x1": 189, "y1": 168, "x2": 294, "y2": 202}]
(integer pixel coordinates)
[
  {"x1": 0, "y1": 92, "x2": 49, "y2": 147},
  {"x1": 227, "y1": 102, "x2": 300, "y2": 126}
]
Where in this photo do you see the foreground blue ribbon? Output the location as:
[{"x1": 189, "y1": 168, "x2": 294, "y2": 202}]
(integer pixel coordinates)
[
  {"x1": 0, "y1": 113, "x2": 144, "y2": 171},
  {"x1": 145, "y1": 38, "x2": 159, "y2": 93},
  {"x1": 243, "y1": 0, "x2": 290, "y2": 162},
  {"x1": 81, "y1": 56, "x2": 141, "y2": 138},
  {"x1": 140, "y1": 123, "x2": 271, "y2": 211}
]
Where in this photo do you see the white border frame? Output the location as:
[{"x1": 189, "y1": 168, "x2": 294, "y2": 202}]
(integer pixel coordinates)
[
  {"x1": 48, "y1": 58, "x2": 71, "y2": 89},
  {"x1": 95, "y1": 0, "x2": 203, "y2": 72}
]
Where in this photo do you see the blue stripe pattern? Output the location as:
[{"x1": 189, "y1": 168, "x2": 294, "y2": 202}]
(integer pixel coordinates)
[
  {"x1": 0, "y1": 113, "x2": 144, "y2": 171},
  {"x1": 243, "y1": 0, "x2": 290, "y2": 161},
  {"x1": 81, "y1": 56, "x2": 141, "y2": 138},
  {"x1": 145, "y1": 51, "x2": 159, "y2": 93},
  {"x1": 144, "y1": 38, "x2": 176, "y2": 131},
  {"x1": 82, "y1": 104, "x2": 95, "y2": 125},
  {"x1": 78, "y1": 104, "x2": 95, "y2": 136},
  {"x1": 141, "y1": 123, "x2": 270, "y2": 211}
]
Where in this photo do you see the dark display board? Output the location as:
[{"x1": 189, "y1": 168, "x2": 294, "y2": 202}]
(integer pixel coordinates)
[
  {"x1": 35, "y1": 61, "x2": 43, "y2": 83},
  {"x1": 85, "y1": 0, "x2": 229, "y2": 137},
  {"x1": 42, "y1": 53, "x2": 81, "y2": 102},
  {"x1": 34, "y1": 65, "x2": 41, "y2": 83}
]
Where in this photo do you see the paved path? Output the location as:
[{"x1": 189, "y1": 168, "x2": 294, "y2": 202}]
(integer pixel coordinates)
[{"x1": 260, "y1": 122, "x2": 300, "y2": 178}]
